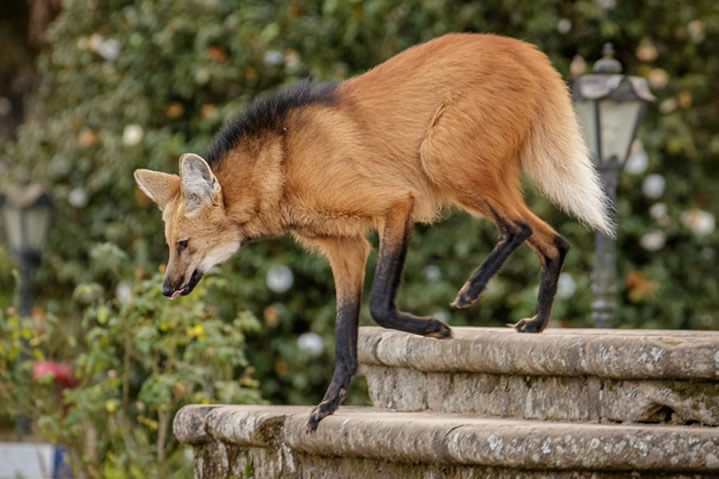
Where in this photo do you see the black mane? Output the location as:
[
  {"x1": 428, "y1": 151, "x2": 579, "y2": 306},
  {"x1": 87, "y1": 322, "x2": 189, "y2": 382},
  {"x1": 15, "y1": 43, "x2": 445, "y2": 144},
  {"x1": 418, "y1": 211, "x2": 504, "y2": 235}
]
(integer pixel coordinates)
[{"x1": 206, "y1": 79, "x2": 338, "y2": 165}]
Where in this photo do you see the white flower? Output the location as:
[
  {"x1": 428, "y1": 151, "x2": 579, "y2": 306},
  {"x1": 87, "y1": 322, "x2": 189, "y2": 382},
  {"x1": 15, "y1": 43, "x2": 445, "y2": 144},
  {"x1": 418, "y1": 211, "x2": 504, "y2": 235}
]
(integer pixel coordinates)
[
  {"x1": 557, "y1": 19, "x2": 572, "y2": 34},
  {"x1": 625, "y1": 151, "x2": 648, "y2": 175},
  {"x1": 648, "y1": 68, "x2": 669, "y2": 89},
  {"x1": 688, "y1": 20, "x2": 705, "y2": 43},
  {"x1": 69, "y1": 187, "x2": 88, "y2": 208},
  {"x1": 122, "y1": 124, "x2": 144, "y2": 146},
  {"x1": 97, "y1": 38, "x2": 120, "y2": 61},
  {"x1": 88, "y1": 33, "x2": 103, "y2": 52},
  {"x1": 660, "y1": 98, "x2": 678, "y2": 114},
  {"x1": 116, "y1": 281, "x2": 132, "y2": 305},
  {"x1": 297, "y1": 332, "x2": 323, "y2": 356},
  {"x1": 625, "y1": 140, "x2": 648, "y2": 175},
  {"x1": 649, "y1": 203, "x2": 667, "y2": 219},
  {"x1": 680, "y1": 209, "x2": 715, "y2": 236},
  {"x1": 556, "y1": 273, "x2": 576, "y2": 299},
  {"x1": 195, "y1": 68, "x2": 210, "y2": 84},
  {"x1": 640, "y1": 231, "x2": 666, "y2": 251},
  {"x1": 266, "y1": 264, "x2": 294, "y2": 293},
  {"x1": 263, "y1": 50, "x2": 284, "y2": 66},
  {"x1": 642, "y1": 174, "x2": 665, "y2": 199},
  {"x1": 423, "y1": 264, "x2": 441, "y2": 281}
]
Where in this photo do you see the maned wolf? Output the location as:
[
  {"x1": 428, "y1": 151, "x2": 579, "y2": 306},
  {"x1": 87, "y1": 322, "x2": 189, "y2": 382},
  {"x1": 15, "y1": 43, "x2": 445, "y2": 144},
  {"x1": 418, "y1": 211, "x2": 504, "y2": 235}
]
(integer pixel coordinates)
[{"x1": 134, "y1": 33, "x2": 612, "y2": 430}]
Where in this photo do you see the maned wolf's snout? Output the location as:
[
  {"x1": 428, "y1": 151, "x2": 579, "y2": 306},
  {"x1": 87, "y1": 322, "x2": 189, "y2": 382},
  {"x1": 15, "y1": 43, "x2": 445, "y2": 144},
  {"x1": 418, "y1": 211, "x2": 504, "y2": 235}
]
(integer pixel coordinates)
[
  {"x1": 161, "y1": 280, "x2": 179, "y2": 299},
  {"x1": 161, "y1": 269, "x2": 204, "y2": 300}
]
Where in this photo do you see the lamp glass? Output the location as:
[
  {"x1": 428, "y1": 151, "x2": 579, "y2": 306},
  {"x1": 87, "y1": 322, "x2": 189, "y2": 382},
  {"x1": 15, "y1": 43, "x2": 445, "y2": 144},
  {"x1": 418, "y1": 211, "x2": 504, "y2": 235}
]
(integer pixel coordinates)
[
  {"x1": 25, "y1": 205, "x2": 51, "y2": 254},
  {"x1": 598, "y1": 99, "x2": 643, "y2": 165},
  {"x1": 2, "y1": 205, "x2": 23, "y2": 252},
  {"x1": 574, "y1": 100, "x2": 598, "y2": 159}
]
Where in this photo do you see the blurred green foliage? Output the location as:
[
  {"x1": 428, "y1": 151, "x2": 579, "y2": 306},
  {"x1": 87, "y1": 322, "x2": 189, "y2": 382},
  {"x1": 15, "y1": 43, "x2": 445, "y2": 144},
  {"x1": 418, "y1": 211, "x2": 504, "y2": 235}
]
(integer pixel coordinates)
[
  {"x1": 1, "y1": 0, "x2": 719, "y2": 475},
  {"x1": 0, "y1": 252, "x2": 261, "y2": 477}
]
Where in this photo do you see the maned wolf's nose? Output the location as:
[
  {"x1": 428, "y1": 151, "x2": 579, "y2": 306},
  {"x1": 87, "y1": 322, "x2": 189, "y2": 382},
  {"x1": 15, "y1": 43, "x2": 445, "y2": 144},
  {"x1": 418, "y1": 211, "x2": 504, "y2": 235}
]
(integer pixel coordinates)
[{"x1": 161, "y1": 281, "x2": 176, "y2": 298}]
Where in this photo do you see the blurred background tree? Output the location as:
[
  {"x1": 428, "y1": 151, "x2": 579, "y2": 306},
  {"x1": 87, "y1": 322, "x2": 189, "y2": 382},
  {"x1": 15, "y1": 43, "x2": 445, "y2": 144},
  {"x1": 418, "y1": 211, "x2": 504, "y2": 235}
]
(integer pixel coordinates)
[{"x1": 1, "y1": 0, "x2": 718, "y2": 476}]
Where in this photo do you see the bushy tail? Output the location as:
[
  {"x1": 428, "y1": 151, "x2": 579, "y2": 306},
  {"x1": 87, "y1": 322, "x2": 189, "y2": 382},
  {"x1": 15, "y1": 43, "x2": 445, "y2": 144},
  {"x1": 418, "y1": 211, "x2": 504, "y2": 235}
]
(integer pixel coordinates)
[{"x1": 521, "y1": 92, "x2": 615, "y2": 237}]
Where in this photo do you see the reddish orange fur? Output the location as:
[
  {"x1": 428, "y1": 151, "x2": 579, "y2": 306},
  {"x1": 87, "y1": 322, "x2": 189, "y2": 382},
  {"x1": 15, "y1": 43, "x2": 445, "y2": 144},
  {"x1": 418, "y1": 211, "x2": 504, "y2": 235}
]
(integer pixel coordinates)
[
  {"x1": 136, "y1": 33, "x2": 602, "y2": 305},
  {"x1": 211, "y1": 34, "x2": 579, "y2": 263}
]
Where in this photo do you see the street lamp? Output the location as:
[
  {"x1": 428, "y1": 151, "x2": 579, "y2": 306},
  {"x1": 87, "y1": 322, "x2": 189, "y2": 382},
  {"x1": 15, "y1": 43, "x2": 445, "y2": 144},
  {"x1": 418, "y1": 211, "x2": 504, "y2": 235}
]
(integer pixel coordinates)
[
  {"x1": 1, "y1": 184, "x2": 53, "y2": 316},
  {"x1": 572, "y1": 44, "x2": 655, "y2": 328},
  {"x1": 1, "y1": 183, "x2": 53, "y2": 439}
]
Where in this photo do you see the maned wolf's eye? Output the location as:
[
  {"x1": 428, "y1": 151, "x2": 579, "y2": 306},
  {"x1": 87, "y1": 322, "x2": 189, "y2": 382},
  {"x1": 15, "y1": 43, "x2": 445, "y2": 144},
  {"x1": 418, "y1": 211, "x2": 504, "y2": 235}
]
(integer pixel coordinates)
[{"x1": 177, "y1": 239, "x2": 188, "y2": 253}]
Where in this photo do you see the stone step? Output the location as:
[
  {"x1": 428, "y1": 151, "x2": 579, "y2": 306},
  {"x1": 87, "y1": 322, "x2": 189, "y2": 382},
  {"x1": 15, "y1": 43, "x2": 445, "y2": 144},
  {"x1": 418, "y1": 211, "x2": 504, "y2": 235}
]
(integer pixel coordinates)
[
  {"x1": 358, "y1": 327, "x2": 719, "y2": 425},
  {"x1": 174, "y1": 404, "x2": 719, "y2": 478}
]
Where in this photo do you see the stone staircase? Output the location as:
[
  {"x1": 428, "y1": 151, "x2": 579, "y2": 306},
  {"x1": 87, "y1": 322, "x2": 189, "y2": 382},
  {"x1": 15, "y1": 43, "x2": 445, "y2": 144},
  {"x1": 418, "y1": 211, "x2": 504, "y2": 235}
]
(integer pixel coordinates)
[{"x1": 174, "y1": 327, "x2": 719, "y2": 478}]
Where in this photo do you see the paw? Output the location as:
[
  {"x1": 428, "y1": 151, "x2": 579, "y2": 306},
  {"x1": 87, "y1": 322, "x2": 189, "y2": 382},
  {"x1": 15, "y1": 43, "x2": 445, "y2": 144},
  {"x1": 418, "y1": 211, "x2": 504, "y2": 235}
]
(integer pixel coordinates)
[
  {"x1": 425, "y1": 319, "x2": 453, "y2": 339},
  {"x1": 306, "y1": 398, "x2": 334, "y2": 433},
  {"x1": 305, "y1": 386, "x2": 347, "y2": 433},
  {"x1": 508, "y1": 315, "x2": 546, "y2": 333},
  {"x1": 450, "y1": 282, "x2": 476, "y2": 309}
]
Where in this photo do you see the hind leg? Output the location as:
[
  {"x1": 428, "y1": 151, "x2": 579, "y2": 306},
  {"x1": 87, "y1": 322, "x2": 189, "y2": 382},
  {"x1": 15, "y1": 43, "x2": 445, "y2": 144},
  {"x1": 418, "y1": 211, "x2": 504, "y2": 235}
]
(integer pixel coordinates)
[
  {"x1": 510, "y1": 208, "x2": 570, "y2": 333},
  {"x1": 451, "y1": 199, "x2": 532, "y2": 309}
]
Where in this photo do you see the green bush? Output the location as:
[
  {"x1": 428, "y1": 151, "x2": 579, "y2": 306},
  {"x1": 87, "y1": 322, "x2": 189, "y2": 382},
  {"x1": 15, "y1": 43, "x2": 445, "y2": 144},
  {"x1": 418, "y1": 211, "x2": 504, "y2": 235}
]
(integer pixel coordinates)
[
  {"x1": 1, "y1": 1, "x2": 718, "y2": 475},
  {"x1": 0, "y1": 252, "x2": 261, "y2": 478}
]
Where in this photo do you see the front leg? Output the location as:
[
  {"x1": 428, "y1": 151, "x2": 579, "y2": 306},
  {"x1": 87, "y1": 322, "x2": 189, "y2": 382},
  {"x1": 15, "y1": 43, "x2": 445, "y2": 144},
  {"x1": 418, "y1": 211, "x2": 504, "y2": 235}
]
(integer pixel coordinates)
[
  {"x1": 369, "y1": 197, "x2": 452, "y2": 338},
  {"x1": 302, "y1": 236, "x2": 370, "y2": 432}
]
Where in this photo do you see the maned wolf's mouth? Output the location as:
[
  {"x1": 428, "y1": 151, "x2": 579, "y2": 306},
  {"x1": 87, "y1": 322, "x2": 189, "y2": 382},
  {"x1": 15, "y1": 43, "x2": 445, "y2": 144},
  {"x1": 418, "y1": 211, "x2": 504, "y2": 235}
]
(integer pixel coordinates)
[{"x1": 168, "y1": 269, "x2": 204, "y2": 300}]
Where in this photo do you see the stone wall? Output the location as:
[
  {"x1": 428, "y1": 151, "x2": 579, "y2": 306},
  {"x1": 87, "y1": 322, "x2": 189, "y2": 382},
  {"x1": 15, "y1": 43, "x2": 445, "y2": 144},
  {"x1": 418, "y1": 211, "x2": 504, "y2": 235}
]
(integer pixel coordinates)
[
  {"x1": 360, "y1": 327, "x2": 719, "y2": 425},
  {"x1": 175, "y1": 327, "x2": 719, "y2": 478}
]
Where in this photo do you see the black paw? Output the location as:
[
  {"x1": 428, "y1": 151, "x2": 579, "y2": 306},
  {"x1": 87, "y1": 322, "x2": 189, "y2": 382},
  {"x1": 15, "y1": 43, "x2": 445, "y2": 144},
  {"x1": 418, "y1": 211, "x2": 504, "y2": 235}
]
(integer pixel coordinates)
[
  {"x1": 424, "y1": 319, "x2": 453, "y2": 339},
  {"x1": 306, "y1": 399, "x2": 333, "y2": 433},
  {"x1": 450, "y1": 282, "x2": 477, "y2": 309},
  {"x1": 305, "y1": 385, "x2": 347, "y2": 433},
  {"x1": 508, "y1": 315, "x2": 546, "y2": 333}
]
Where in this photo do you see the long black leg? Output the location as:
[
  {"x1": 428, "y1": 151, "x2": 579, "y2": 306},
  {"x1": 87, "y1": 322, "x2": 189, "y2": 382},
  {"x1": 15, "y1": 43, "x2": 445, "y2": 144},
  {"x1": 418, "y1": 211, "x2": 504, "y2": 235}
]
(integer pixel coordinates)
[
  {"x1": 307, "y1": 293, "x2": 361, "y2": 431},
  {"x1": 304, "y1": 237, "x2": 368, "y2": 432},
  {"x1": 512, "y1": 235, "x2": 570, "y2": 333},
  {"x1": 369, "y1": 199, "x2": 452, "y2": 338},
  {"x1": 451, "y1": 210, "x2": 532, "y2": 308}
]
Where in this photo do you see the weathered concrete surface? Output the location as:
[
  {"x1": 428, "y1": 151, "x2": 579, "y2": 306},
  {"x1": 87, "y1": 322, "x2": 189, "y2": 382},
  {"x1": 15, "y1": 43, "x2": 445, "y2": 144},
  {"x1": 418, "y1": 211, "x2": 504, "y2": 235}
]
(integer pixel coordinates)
[
  {"x1": 366, "y1": 366, "x2": 719, "y2": 425},
  {"x1": 174, "y1": 405, "x2": 719, "y2": 478},
  {"x1": 358, "y1": 327, "x2": 719, "y2": 379},
  {"x1": 360, "y1": 327, "x2": 719, "y2": 425},
  {"x1": 177, "y1": 328, "x2": 719, "y2": 477},
  {"x1": 174, "y1": 405, "x2": 222, "y2": 445},
  {"x1": 175, "y1": 405, "x2": 308, "y2": 479},
  {"x1": 291, "y1": 455, "x2": 711, "y2": 479}
]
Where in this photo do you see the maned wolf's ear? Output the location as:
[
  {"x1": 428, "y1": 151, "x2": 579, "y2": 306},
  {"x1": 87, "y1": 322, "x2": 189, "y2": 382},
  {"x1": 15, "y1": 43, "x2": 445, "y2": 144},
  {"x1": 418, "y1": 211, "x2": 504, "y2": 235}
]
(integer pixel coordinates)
[
  {"x1": 179, "y1": 153, "x2": 222, "y2": 214},
  {"x1": 134, "y1": 169, "x2": 180, "y2": 210}
]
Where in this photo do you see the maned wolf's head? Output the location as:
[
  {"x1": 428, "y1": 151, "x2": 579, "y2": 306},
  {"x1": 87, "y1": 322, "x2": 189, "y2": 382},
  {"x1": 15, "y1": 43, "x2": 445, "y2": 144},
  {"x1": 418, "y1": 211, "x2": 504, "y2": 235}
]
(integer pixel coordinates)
[{"x1": 133, "y1": 154, "x2": 240, "y2": 299}]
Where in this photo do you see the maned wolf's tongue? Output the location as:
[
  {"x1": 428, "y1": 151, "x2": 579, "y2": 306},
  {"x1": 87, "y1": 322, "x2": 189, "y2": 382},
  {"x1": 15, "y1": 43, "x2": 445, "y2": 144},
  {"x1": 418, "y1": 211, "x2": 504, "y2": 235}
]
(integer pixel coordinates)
[{"x1": 170, "y1": 290, "x2": 182, "y2": 300}]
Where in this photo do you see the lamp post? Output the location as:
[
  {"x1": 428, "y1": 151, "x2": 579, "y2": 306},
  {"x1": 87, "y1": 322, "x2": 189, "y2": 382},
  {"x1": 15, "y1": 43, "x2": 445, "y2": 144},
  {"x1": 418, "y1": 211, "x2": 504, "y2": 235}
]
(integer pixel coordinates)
[
  {"x1": 1, "y1": 184, "x2": 53, "y2": 317},
  {"x1": 1, "y1": 183, "x2": 53, "y2": 439},
  {"x1": 572, "y1": 44, "x2": 655, "y2": 328}
]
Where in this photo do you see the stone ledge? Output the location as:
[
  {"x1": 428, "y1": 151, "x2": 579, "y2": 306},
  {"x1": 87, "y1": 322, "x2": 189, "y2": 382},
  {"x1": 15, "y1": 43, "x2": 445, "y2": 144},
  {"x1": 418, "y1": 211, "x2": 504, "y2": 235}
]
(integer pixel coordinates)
[
  {"x1": 174, "y1": 404, "x2": 308, "y2": 446},
  {"x1": 174, "y1": 405, "x2": 719, "y2": 474},
  {"x1": 365, "y1": 366, "x2": 719, "y2": 425},
  {"x1": 358, "y1": 327, "x2": 719, "y2": 379}
]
